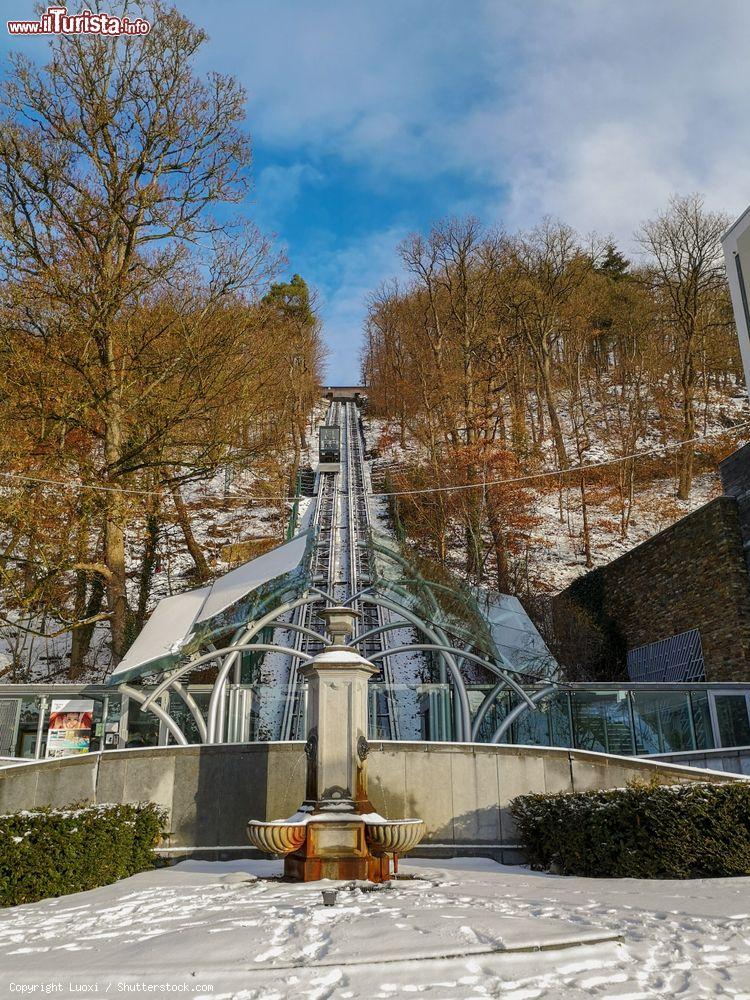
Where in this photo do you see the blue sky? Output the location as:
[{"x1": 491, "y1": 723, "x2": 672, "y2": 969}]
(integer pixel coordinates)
[{"x1": 4, "y1": 1, "x2": 750, "y2": 381}]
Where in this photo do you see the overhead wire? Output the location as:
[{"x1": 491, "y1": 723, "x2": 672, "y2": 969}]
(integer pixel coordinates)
[
  {"x1": 368, "y1": 421, "x2": 750, "y2": 498},
  {"x1": 0, "y1": 420, "x2": 746, "y2": 502}
]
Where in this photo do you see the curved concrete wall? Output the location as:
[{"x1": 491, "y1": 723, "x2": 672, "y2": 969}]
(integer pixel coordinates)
[
  {"x1": 649, "y1": 745, "x2": 750, "y2": 776},
  {"x1": 0, "y1": 741, "x2": 742, "y2": 861}
]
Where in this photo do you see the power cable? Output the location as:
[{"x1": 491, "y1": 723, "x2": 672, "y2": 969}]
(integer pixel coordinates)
[
  {"x1": 0, "y1": 420, "x2": 746, "y2": 502},
  {"x1": 368, "y1": 421, "x2": 750, "y2": 498}
]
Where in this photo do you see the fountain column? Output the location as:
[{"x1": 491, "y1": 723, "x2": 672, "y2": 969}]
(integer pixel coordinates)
[{"x1": 248, "y1": 606, "x2": 424, "y2": 882}]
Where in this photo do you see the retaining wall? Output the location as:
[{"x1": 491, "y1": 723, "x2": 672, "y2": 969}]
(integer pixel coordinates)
[
  {"x1": 554, "y1": 496, "x2": 750, "y2": 682},
  {"x1": 0, "y1": 741, "x2": 742, "y2": 863},
  {"x1": 649, "y1": 745, "x2": 750, "y2": 776}
]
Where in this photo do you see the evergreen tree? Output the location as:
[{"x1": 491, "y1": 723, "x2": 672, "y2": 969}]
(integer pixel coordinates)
[{"x1": 596, "y1": 244, "x2": 631, "y2": 281}]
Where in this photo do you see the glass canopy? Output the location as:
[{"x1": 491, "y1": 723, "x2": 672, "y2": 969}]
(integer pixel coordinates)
[{"x1": 109, "y1": 529, "x2": 314, "y2": 685}]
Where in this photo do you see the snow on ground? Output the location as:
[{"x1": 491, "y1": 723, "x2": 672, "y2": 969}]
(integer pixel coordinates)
[
  {"x1": 1, "y1": 857, "x2": 749, "y2": 998},
  {"x1": 365, "y1": 397, "x2": 750, "y2": 594}
]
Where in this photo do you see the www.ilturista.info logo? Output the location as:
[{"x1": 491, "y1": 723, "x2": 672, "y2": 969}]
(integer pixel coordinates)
[{"x1": 8, "y1": 5, "x2": 151, "y2": 35}]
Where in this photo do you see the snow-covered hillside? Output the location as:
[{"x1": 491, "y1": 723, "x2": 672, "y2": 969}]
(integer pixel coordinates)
[{"x1": 365, "y1": 384, "x2": 750, "y2": 594}]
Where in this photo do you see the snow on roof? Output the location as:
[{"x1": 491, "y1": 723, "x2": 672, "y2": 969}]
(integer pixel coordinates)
[
  {"x1": 109, "y1": 587, "x2": 210, "y2": 685},
  {"x1": 194, "y1": 531, "x2": 309, "y2": 624},
  {"x1": 109, "y1": 531, "x2": 311, "y2": 685}
]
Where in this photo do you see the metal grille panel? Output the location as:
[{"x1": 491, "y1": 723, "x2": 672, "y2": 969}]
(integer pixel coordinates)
[
  {"x1": 0, "y1": 698, "x2": 21, "y2": 757},
  {"x1": 627, "y1": 628, "x2": 705, "y2": 683}
]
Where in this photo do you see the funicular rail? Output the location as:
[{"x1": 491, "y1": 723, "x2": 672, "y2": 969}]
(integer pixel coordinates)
[
  {"x1": 280, "y1": 400, "x2": 398, "y2": 740},
  {"x1": 344, "y1": 401, "x2": 399, "y2": 739},
  {"x1": 280, "y1": 401, "x2": 340, "y2": 740}
]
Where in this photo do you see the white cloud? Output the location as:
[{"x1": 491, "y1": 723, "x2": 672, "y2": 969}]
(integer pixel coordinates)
[
  {"x1": 191, "y1": 0, "x2": 750, "y2": 234},
  {"x1": 475, "y1": 0, "x2": 750, "y2": 242},
  {"x1": 186, "y1": 0, "x2": 486, "y2": 174},
  {"x1": 252, "y1": 162, "x2": 323, "y2": 226},
  {"x1": 180, "y1": 0, "x2": 750, "y2": 372}
]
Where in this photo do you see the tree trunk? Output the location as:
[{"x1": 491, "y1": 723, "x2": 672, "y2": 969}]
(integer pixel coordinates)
[
  {"x1": 580, "y1": 472, "x2": 593, "y2": 568},
  {"x1": 487, "y1": 500, "x2": 511, "y2": 593},
  {"x1": 678, "y1": 353, "x2": 696, "y2": 500},
  {"x1": 69, "y1": 576, "x2": 105, "y2": 679},
  {"x1": 69, "y1": 518, "x2": 90, "y2": 676},
  {"x1": 136, "y1": 506, "x2": 160, "y2": 631},
  {"x1": 541, "y1": 350, "x2": 569, "y2": 469},
  {"x1": 103, "y1": 388, "x2": 129, "y2": 663},
  {"x1": 170, "y1": 483, "x2": 211, "y2": 582}
]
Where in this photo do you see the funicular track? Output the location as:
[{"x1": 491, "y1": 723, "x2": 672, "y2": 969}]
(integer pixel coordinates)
[
  {"x1": 344, "y1": 401, "x2": 399, "y2": 739},
  {"x1": 279, "y1": 402, "x2": 339, "y2": 740},
  {"x1": 279, "y1": 400, "x2": 398, "y2": 740},
  {"x1": 120, "y1": 397, "x2": 551, "y2": 747}
]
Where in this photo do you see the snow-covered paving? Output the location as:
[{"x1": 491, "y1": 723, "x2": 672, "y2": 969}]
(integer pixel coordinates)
[{"x1": 0, "y1": 857, "x2": 749, "y2": 998}]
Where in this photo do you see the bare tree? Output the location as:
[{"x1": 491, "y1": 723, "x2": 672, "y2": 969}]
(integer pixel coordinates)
[
  {"x1": 504, "y1": 220, "x2": 588, "y2": 470},
  {"x1": 637, "y1": 194, "x2": 730, "y2": 498},
  {"x1": 0, "y1": 4, "x2": 277, "y2": 661}
]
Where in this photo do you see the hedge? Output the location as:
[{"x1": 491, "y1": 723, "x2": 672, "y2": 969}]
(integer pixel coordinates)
[
  {"x1": 511, "y1": 780, "x2": 750, "y2": 878},
  {"x1": 0, "y1": 802, "x2": 167, "y2": 907}
]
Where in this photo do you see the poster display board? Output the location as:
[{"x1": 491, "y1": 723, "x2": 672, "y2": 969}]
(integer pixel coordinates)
[{"x1": 46, "y1": 699, "x2": 95, "y2": 757}]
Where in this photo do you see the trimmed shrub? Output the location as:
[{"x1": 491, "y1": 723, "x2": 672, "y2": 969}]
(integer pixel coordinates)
[
  {"x1": 511, "y1": 780, "x2": 750, "y2": 878},
  {"x1": 0, "y1": 802, "x2": 167, "y2": 907}
]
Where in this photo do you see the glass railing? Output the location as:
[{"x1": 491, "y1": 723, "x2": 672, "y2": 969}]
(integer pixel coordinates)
[
  {"x1": 211, "y1": 681, "x2": 722, "y2": 752},
  {"x1": 0, "y1": 680, "x2": 743, "y2": 756}
]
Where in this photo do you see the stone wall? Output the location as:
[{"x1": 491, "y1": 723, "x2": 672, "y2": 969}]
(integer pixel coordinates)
[
  {"x1": 720, "y1": 441, "x2": 750, "y2": 573},
  {"x1": 555, "y1": 496, "x2": 750, "y2": 682},
  {"x1": 0, "y1": 741, "x2": 742, "y2": 863}
]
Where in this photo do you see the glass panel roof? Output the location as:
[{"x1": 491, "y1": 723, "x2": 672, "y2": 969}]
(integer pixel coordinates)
[
  {"x1": 108, "y1": 530, "x2": 313, "y2": 686},
  {"x1": 108, "y1": 587, "x2": 210, "y2": 686},
  {"x1": 368, "y1": 527, "x2": 556, "y2": 679}
]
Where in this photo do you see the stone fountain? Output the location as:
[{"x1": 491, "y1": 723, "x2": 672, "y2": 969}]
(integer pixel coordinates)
[{"x1": 247, "y1": 606, "x2": 424, "y2": 881}]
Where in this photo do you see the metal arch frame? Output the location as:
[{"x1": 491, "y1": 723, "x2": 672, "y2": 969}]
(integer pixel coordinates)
[
  {"x1": 205, "y1": 593, "x2": 335, "y2": 742},
  {"x1": 367, "y1": 643, "x2": 537, "y2": 710},
  {"x1": 353, "y1": 621, "x2": 503, "y2": 693},
  {"x1": 170, "y1": 678, "x2": 208, "y2": 743},
  {"x1": 132, "y1": 591, "x2": 335, "y2": 747},
  {"x1": 139, "y1": 594, "x2": 329, "y2": 714},
  {"x1": 353, "y1": 620, "x2": 531, "y2": 688},
  {"x1": 491, "y1": 685, "x2": 559, "y2": 744},
  {"x1": 157, "y1": 643, "x2": 311, "y2": 690},
  {"x1": 357, "y1": 579, "x2": 465, "y2": 736},
  {"x1": 358, "y1": 632, "x2": 546, "y2": 741},
  {"x1": 120, "y1": 571, "x2": 552, "y2": 748},
  {"x1": 119, "y1": 684, "x2": 190, "y2": 746},
  {"x1": 351, "y1": 620, "x2": 414, "y2": 647},
  {"x1": 145, "y1": 642, "x2": 313, "y2": 742},
  {"x1": 470, "y1": 679, "x2": 509, "y2": 741},
  {"x1": 353, "y1": 582, "x2": 540, "y2": 716},
  {"x1": 355, "y1": 594, "x2": 471, "y2": 741},
  {"x1": 280, "y1": 622, "x2": 330, "y2": 644},
  {"x1": 353, "y1": 605, "x2": 482, "y2": 677},
  {"x1": 343, "y1": 585, "x2": 375, "y2": 606},
  {"x1": 362, "y1": 541, "x2": 502, "y2": 668},
  {"x1": 351, "y1": 549, "x2": 555, "y2": 706},
  {"x1": 125, "y1": 675, "x2": 209, "y2": 744},
  {"x1": 355, "y1": 567, "x2": 525, "y2": 681}
]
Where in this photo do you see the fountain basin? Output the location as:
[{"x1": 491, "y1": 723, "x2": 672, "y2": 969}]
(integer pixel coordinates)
[
  {"x1": 247, "y1": 820, "x2": 307, "y2": 855},
  {"x1": 365, "y1": 818, "x2": 425, "y2": 855}
]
